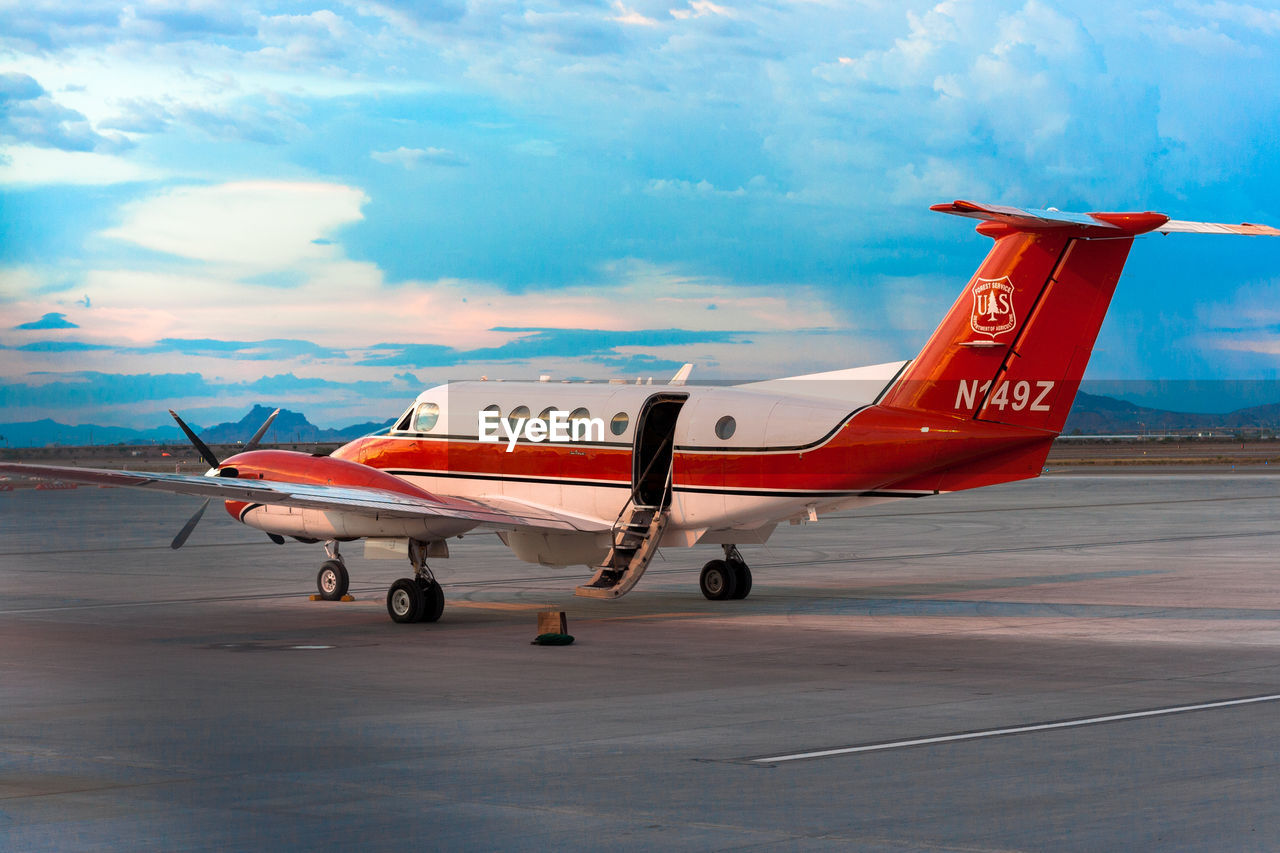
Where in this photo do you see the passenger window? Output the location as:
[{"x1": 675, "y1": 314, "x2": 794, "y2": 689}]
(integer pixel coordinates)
[
  {"x1": 508, "y1": 405, "x2": 530, "y2": 429},
  {"x1": 715, "y1": 415, "x2": 736, "y2": 440},
  {"x1": 415, "y1": 402, "x2": 440, "y2": 432},
  {"x1": 610, "y1": 412, "x2": 629, "y2": 436},
  {"x1": 538, "y1": 406, "x2": 556, "y2": 422},
  {"x1": 569, "y1": 407, "x2": 591, "y2": 442}
]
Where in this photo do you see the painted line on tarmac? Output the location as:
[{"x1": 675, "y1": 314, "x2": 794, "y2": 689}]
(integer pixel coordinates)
[{"x1": 752, "y1": 694, "x2": 1280, "y2": 764}]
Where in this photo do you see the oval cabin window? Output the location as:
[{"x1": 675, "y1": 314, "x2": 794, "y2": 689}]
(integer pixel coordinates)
[
  {"x1": 415, "y1": 402, "x2": 440, "y2": 432},
  {"x1": 481, "y1": 404, "x2": 501, "y2": 435},
  {"x1": 610, "y1": 412, "x2": 629, "y2": 436},
  {"x1": 715, "y1": 415, "x2": 736, "y2": 440},
  {"x1": 568, "y1": 407, "x2": 591, "y2": 441},
  {"x1": 508, "y1": 405, "x2": 530, "y2": 429}
]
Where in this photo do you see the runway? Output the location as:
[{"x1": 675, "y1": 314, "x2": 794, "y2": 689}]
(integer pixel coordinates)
[{"x1": 2, "y1": 471, "x2": 1279, "y2": 850}]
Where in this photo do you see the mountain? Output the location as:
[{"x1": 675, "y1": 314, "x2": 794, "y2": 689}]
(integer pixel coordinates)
[
  {"x1": 1062, "y1": 392, "x2": 1280, "y2": 434},
  {"x1": 0, "y1": 407, "x2": 395, "y2": 448},
  {"x1": 196, "y1": 405, "x2": 395, "y2": 445},
  {"x1": 0, "y1": 419, "x2": 186, "y2": 448}
]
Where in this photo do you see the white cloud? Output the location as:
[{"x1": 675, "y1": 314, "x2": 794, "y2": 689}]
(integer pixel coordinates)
[
  {"x1": 0, "y1": 145, "x2": 163, "y2": 185},
  {"x1": 370, "y1": 146, "x2": 467, "y2": 168},
  {"x1": 100, "y1": 180, "x2": 369, "y2": 269},
  {"x1": 613, "y1": 2, "x2": 661, "y2": 27},
  {"x1": 670, "y1": 1, "x2": 737, "y2": 21}
]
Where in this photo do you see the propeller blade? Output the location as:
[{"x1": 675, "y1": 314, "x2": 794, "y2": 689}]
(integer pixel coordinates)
[
  {"x1": 243, "y1": 407, "x2": 281, "y2": 452},
  {"x1": 171, "y1": 498, "x2": 210, "y2": 549},
  {"x1": 169, "y1": 409, "x2": 219, "y2": 470}
]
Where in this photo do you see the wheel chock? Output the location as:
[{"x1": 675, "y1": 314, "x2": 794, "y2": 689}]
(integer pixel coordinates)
[
  {"x1": 538, "y1": 610, "x2": 568, "y2": 634},
  {"x1": 308, "y1": 594, "x2": 357, "y2": 602},
  {"x1": 533, "y1": 611, "x2": 574, "y2": 645}
]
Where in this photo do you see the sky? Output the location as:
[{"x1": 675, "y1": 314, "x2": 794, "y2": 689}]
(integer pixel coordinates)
[{"x1": 2, "y1": 0, "x2": 1280, "y2": 430}]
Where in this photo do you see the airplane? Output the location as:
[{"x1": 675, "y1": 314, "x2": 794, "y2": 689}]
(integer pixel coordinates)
[{"x1": 3, "y1": 200, "x2": 1276, "y2": 624}]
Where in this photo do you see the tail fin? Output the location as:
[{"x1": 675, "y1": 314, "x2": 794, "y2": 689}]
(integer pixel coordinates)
[{"x1": 878, "y1": 202, "x2": 1240, "y2": 433}]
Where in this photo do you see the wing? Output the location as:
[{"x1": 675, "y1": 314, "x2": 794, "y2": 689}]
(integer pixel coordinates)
[{"x1": 0, "y1": 462, "x2": 609, "y2": 533}]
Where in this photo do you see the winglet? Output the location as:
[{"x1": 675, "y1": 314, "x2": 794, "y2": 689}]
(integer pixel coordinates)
[{"x1": 669, "y1": 363, "x2": 693, "y2": 386}]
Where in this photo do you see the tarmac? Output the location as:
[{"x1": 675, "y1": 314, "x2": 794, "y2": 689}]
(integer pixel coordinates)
[{"x1": 2, "y1": 469, "x2": 1279, "y2": 850}]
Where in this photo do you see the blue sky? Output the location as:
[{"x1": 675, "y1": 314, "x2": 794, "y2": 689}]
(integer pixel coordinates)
[{"x1": 2, "y1": 0, "x2": 1279, "y2": 429}]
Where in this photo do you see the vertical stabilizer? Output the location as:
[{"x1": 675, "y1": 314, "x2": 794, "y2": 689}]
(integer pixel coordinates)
[{"x1": 878, "y1": 202, "x2": 1171, "y2": 434}]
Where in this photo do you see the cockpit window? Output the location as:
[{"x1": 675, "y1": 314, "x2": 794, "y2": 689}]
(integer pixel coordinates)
[
  {"x1": 394, "y1": 406, "x2": 413, "y2": 431},
  {"x1": 414, "y1": 402, "x2": 440, "y2": 432}
]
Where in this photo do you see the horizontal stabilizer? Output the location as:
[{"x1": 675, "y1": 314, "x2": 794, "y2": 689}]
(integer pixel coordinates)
[
  {"x1": 933, "y1": 200, "x2": 1280, "y2": 238},
  {"x1": 1157, "y1": 220, "x2": 1280, "y2": 236}
]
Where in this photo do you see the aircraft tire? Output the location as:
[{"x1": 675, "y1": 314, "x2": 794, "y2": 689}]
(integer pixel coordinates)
[
  {"x1": 416, "y1": 577, "x2": 445, "y2": 623},
  {"x1": 700, "y1": 559, "x2": 738, "y2": 601},
  {"x1": 387, "y1": 578, "x2": 423, "y2": 623},
  {"x1": 317, "y1": 560, "x2": 349, "y2": 601},
  {"x1": 728, "y1": 560, "x2": 752, "y2": 600}
]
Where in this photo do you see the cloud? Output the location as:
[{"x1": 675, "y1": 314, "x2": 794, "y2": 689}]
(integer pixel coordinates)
[
  {"x1": 14, "y1": 340, "x2": 111, "y2": 352},
  {"x1": 357, "y1": 327, "x2": 746, "y2": 367},
  {"x1": 99, "y1": 98, "x2": 173, "y2": 133},
  {"x1": 613, "y1": 3, "x2": 660, "y2": 28},
  {"x1": 100, "y1": 181, "x2": 369, "y2": 270},
  {"x1": 370, "y1": 146, "x2": 467, "y2": 168},
  {"x1": 670, "y1": 1, "x2": 737, "y2": 21},
  {"x1": 14, "y1": 311, "x2": 78, "y2": 330},
  {"x1": 0, "y1": 71, "x2": 130, "y2": 153},
  {"x1": 0, "y1": 145, "x2": 161, "y2": 185}
]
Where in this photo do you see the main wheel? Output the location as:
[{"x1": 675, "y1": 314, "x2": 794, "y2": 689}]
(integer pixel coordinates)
[
  {"x1": 386, "y1": 578, "x2": 424, "y2": 623},
  {"x1": 416, "y1": 577, "x2": 445, "y2": 623},
  {"x1": 728, "y1": 560, "x2": 752, "y2": 600},
  {"x1": 316, "y1": 560, "x2": 349, "y2": 601},
  {"x1": 700, "y1": 559, "x2": 738, "y2": 601}
]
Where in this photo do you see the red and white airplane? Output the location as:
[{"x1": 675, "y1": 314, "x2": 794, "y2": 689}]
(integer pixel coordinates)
[{"x1": 5, "y1": 201, "x2": 1276, "y2": 623}]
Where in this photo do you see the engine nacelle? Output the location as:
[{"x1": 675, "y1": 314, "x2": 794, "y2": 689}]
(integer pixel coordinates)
[{"x1": 215, "y1": 449, "x2": 476, "y2": 540}]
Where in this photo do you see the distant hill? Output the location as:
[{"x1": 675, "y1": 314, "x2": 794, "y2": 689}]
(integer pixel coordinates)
[
  {"x1": 0, "y1": 406, "x2": 395, "y2": 448},
  {"x1": 1062, "y1": 392, "x2": 1280, "y2": 434},
  {"x1": 0, "y1": 418, "x2": 186, "y2": 448},
  {"x1": 197, "y1": 405, "x2": 395, "y2": 445}
]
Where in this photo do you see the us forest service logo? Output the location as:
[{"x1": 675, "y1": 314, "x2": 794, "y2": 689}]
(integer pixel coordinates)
[{"x1": 970, "y1": 277, "x2": 1016, "y2": 339}]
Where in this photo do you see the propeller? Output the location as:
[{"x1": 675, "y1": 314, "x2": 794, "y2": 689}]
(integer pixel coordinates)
[{"x1": 168, "y1": 407, "x2": 282, "y2": 549}]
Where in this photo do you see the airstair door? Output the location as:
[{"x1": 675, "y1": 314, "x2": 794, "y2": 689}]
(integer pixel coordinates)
[{"x1": 632, "y1": 392, "x2": 687, "y2": 508}]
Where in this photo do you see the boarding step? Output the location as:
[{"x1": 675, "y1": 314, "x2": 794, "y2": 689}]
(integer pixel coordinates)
[{"x1": 575, "y1": 506, "x2": 669, "y2": 600}]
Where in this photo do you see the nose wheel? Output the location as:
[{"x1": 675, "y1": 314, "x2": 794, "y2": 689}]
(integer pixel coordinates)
[{"x1": 316, "y1": 541, "x2": 350, "y2": 601}]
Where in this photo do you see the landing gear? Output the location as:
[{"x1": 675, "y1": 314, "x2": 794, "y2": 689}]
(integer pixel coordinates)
[
  {"x1": 317, "y1": 561, "x2": 349, "y2": 601},
  {"x1": 386, "y1": 539, "x2": 446, "y2": 624},
  {"x1": 387, "y1": 578, "x2": 421, "y2": 622},
  {"x1": 316, "y1": 541, "x2": 349, "y2": 601},
  {"x1": 699, "y1": 559, "x2": 736, "y2": 600},
  {"x1": 700, "y1": 545, "x2": 752, "y2": 601}
]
